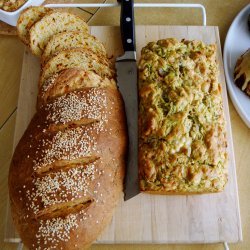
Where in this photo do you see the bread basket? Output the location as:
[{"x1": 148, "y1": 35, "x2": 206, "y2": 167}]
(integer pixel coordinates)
[{"x1": 0, "y1": 0, "x2": 45, "y2": 26}]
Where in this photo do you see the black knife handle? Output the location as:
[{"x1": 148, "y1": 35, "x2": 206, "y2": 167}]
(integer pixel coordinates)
[{"x1": 118, "y1": 0, "x2": 136, "y2": 52}]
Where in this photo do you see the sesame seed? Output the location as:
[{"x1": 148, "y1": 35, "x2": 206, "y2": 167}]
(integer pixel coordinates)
[
  {"x1": 36, "y1": 214, "x2": 78, "y2": 247},
  {"x1": 20, "y1": 87, "x2": 115, "y2": 248},
  {"x1": 45, "y1": 89, "x2": 108, "y2": 126},
  {"x1": 33, "y1": 125, "x2": 100, "y2": 171},
  {"x1": 25, "y1": 163, "x2": 97, "y2": 212}
]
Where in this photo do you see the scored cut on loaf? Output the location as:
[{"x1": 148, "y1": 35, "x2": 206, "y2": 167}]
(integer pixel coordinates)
[
  {"x1": 39, "y1": 48, "x2": 115, "y2": 88},
  {"x1": 17, "y1": 6, "x2": 53, "y2": 45},
  {"x1": 38, "y1": 68, "x2": 117, "y2": 108},
  {"x1": 29, "y1": 11, "x2": 89, "y2": 57},
  {"x1": 42, "y1": 31, "x2": 107, "y2": 66}
]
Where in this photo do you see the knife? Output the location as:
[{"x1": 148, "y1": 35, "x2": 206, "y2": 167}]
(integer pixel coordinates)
[{"x1": 116, "y1": 0, "x2": 139, "y2": 201}]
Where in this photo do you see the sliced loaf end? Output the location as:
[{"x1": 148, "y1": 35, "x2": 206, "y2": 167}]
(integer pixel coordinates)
[
  {"x1": 17, "y1": 6, "x2": 53, "y2": 45},
  {"x1": 29, "y1": 11, "x2": 89, "y2": 57}
]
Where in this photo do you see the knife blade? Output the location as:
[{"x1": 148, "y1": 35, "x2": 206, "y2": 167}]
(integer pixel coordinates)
[{"x1": 116, "y1": 0, "x2": 139, "y2": 200}]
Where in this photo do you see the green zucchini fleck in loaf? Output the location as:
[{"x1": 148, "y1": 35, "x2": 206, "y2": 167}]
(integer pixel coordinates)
[{"x1": 139, "y1": 38, "x2": 228, "y2": 193}]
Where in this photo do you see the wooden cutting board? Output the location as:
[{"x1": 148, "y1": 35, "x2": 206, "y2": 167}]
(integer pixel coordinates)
[{"x1": 5, "y1": 25, "x2": 242, "y2": 244}]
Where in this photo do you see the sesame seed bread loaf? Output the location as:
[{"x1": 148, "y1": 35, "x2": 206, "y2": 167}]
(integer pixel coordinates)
[
  {"x1": 42, "y1": 31, "x2": 107, "y2": 66},
  {"x1": 29, "y1": 11, "x2": 89, "y2": 56},
  {"x1": 138, "y1": 39, "x2": 228, "y2": 194},
  {"x1": 9, "y1": 7, "x2": 126, "y2": 250},
  {"x1": 9, "y1": 88, "x2": 127, "y2": 249},
  {"x1": 40, "y1": 48, "x2": 114, "y2": 88},
  {"x1": 17, "y1": 6, "x2": 53, "y2": 45}
]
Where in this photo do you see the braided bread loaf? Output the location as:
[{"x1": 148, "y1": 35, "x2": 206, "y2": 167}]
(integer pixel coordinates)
[{"x1": 9, "y1": 7, "x2": 127, "y2": 250}]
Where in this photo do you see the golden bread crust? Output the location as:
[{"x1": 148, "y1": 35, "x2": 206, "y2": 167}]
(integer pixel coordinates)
[
  {"x1": 9, "y1": 88, "x2": 127, "y2": 249},
  {"x1": 9, "y1": 8, "x2": 126, "y2": 249},
  {"x1": 138, "y1": 38, "x2": 228, "y2": 193}
]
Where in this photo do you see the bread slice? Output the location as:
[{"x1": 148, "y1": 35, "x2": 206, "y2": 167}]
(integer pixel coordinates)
[
  {"x1": 38, "y1": 68, "x2": 117, "y2": 107},
  {"x1": 17, "y1": 6, "x2": 53, "y2": 45},
  {"x1": 29, "y1": 12, "x2": 89, "y2": 57},
  {"x1": 41, "y1": 31, "x2": 107, "y2": 66},
  {"x1": 39, "y1": 48, "x2": 114, "y2": 88}
]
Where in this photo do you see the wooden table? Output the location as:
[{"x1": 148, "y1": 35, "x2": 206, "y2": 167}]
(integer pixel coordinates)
[{"x1": 0, "y1": 0, "x2": 249, "y2": 249}]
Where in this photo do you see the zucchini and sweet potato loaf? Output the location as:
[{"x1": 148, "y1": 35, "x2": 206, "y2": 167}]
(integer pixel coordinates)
[
  {"x1": 138, "y1": 38, "x2": 228, "y2": 194},
  {"x1": 9, "y1": 7, "x2": 127, "y2": 250}
]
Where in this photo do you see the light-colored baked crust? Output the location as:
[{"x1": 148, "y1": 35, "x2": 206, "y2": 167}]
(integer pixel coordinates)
[{"x1": 138, "y1": 38, "x2": 228, "y2": 193}]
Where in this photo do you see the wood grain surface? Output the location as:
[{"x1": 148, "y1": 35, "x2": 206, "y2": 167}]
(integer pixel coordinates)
[{"x1": 4, "y1": 25, "x2": 242, "y2": 245}]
